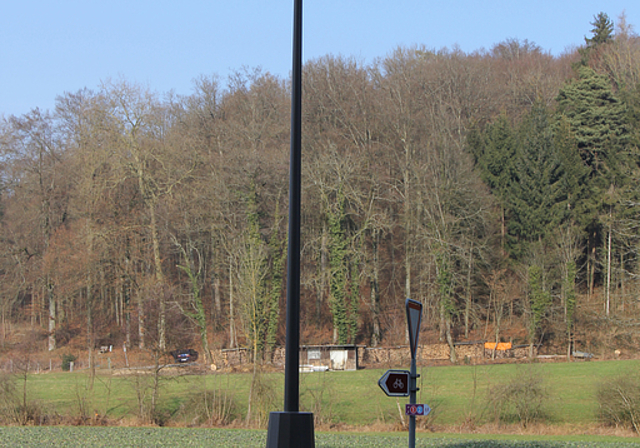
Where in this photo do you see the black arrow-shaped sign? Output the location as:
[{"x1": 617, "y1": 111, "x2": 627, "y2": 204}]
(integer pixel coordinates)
[{"x1": 378, "y1": 369, "x2": 410, "y2": 397}]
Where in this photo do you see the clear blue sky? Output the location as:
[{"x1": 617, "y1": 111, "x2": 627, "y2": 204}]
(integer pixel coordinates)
[{"x1": 2, "y1": 1, "x2": 639, "y2": 117}]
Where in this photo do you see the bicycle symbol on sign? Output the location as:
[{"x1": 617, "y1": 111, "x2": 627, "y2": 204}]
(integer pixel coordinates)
[{"x1": 379, "y1": 370, "x2": 410, "y2": 397}]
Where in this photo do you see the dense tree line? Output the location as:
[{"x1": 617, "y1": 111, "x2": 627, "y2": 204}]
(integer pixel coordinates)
[{"x1": 2, "y1": 13, "x2": 640, "y2": 362}]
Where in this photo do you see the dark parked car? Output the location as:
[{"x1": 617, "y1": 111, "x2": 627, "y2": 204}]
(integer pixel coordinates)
[{"x1": 170, "y1": 349, "x2": 199, "y2": 363}]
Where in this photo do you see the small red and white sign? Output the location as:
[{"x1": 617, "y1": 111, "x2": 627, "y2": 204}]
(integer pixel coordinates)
[{"x1": 405, "y1": 403, "x2": 431, "y2": 416}]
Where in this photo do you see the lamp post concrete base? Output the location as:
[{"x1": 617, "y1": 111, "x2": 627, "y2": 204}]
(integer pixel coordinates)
[{"x1": 265, "y1": 411, "x2": 315, "y2": 448}]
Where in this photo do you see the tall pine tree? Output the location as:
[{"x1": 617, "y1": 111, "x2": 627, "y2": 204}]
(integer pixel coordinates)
[
  {"x1": 508, "y1": 103, "x2": 560, "y2": 255},
  {"x1": 586, "y1": 12, "x2": 614, "y2": 48},
  {"x1": 556, "y1": 66, "x2": 629, "y2": 298},
  {"x1": 471, "y1": 113, "x2": 516, "y2": 255}
]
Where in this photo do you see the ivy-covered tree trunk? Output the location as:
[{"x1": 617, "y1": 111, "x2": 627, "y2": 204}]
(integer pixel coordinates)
[
  {"x1": 239, "y1": 187, "x2": 268, "y2": 362},
  {"x1": 176, "y1": 242, "x2": 213, "y2": 366},
  {"x1": 328, "y1": 196, "x2": 349, "y2": 344},
  {"x1": 147, "y1": 200, "x2": 167, "y2": 352},
  {"x1": 47, "y1": 280, "x2": 55, "y2": 351},
  {"x1": 369, "y1": 227, "x2": 382, "y2": 346},
  {"x1": 564, "y1": 261, "x2": 577, "y2": 360},
  {"x1": 527, "y1": 264, "x2": 551, "y2": 359},
  {"x1": 265, "y1": 199, "x2": 286, "y2": 361},
  {"x1": 436, "y1": 250, "x2": 456, "y2": 363},
  {"x1": 236, "y1": 181, "x2": 285, "y2": 363},
  {"x1": 464, "y1": 242, "x2": 474, "y2": 339},
  {"x1": 348, "y1": 253, "x2": 360, "y2": 344},
  {"x1": 327, "y1": 188, "x2": 358, "y2": 345},
  {"x1": 229, "y1": 257, "x2": 237, "y2": 349}
]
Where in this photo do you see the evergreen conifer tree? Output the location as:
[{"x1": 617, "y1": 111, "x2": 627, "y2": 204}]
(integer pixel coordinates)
[
  {"x1": 552, "y1": 116, "x2": 590, "y2": 225},
  {"x1": 556, "y1": 66, "x2": 628, "y2": 180},
  {"x1": 471, "y1": 113, "x2": 516, "y2": 255},
  {"x1": 509, "y1": 103, "x2": 559, "y2": 254},
  {"x1": 556, "y1": 66, "x2": 630, "y2": 297},
  {"x1": 585, "y1": 12, "x2": 614, "y2": 47}
]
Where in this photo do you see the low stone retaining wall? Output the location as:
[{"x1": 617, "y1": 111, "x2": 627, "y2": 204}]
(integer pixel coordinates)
[{"x1": 211, "y1": 341, "x2": 533, "y2": 370}]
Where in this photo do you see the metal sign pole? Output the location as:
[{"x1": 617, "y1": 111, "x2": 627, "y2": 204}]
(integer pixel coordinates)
[
  {"x1": 380, "y1": 299, "x2": 427, "y2": 447},
  {"x1": 265, "y1": 1, "x2": 315, "y2": 446},
  {"x1": 283, "y1": 0, "x2": 303, "y2": 416},
  {"x1": 409, "y1": 356, "x2": 417, "y2": 448},
  {"x1": 405, "y1": 298, "x2": 422, "y2": 448}
]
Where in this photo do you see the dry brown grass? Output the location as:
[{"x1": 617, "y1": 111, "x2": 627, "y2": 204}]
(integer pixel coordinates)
[
  {"x1": 436, "y1": 422, "x2": 638, "y2": 438},
  {"x1": 287, "y1": 420, "x2": 640, "y2": 439}
]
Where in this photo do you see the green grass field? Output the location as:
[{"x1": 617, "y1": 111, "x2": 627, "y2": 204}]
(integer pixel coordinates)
[
  {"x1": 12, "y1": 359, "x2": 640, "y2": 429},
  {"x1": 0, "y1": 427, "x2": 638, "y2": 447}
]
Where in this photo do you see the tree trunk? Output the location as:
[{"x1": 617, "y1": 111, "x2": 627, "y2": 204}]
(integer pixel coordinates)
[
  {"x1": 319, "y1": 222, "x2": 328, "y2": 321},
  {"x1": 87, "y1": 281, "x2": 95, "y2": 389},
  {"x1": 229, "y1": 256, "x2": 236, "y2": 349},
  {"x1": 148, "y1": 203, "x2": 166, "y2": 351},
  {"x1": 403, "y1": 139, "x2": 412, "y2": 345},
  {"x1": 213, "y1": 274, "x2": 221, "y2": 328},
  {"x1": 1, "y1": 309, "x2": 5, "y2": 349},
  {"x1": 589, "y1": 230, "x2": 596, "y2": 300},
  {"x1": 606, "y1": 211, "x2": 612, "y2": 316},
  {"x1": 620, "y1": 252, "x2": 625, "y2": 311},
  {"x1": 86, "y1": 225, "x2": 95, "y2": 381},
  {"x1": 370, "y1": 229, "x2": 382, "y2": 347},
  {"x1": 115, "y1": 289, "x2": 120, "y2": 327},
  {"x1": 445, "y1": 318, "x2": 457, "y2": 363},
  {"x1": 47, "y1": 281, "x2": 55, "y2": 351},
  {"x1": 138, "y1": 288, "x2": 146, "y2": 350},
  {"x1": 439, "y1": 299, "x2": 446, "y2": 342},
  {"x1": 500, "y1": 205, "x2": 506, "y2": 258},
  {"x1": 179, "y1": 243, "x2": 214, "y2": 366},
  {"x1": 493, "y1": 297, "x2": 502, "y2": 361},
  {"x1": 211, "y1": 229, "x2": 222, "y2": 328},
  {"x1": 465, "y1": 243, "x2": 473, "y2": 339}
]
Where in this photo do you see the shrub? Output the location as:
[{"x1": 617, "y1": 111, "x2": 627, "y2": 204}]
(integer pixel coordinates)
[
  {"x1": 246, "y1": 368, "x2": 278, "y2": 428},
  {"x1": 0, "y1": 371, "x2": 51, "y2": 425},
  {"x1": 174, "y1": 389, "x2": 238, "y2": 426},
  {"x1": 596, "y1": 371, "x2": 640, "y2": 432},
  {"x1": 0, "y1": 372, "x2": 18, "y2": 424},
  {"x1": 301, "y1": 371, "x2": 336, "y2": 426},
  {"x1": 62, "y1": 354, "x2": 77, "y2": 372},
  {"x1": 488, "y1": 366, "x2": 550, "y2": 427}
]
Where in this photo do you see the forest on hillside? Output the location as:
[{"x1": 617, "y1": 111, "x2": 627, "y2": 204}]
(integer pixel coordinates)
[{"x1": 1, "y1": 13, "x2": 640, "y2": 365}]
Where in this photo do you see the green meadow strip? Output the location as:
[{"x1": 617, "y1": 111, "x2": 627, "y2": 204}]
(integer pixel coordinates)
[
  {"x1": 0, "y1": 428, "x2": 638, "y2": 447},
  {"x1": 16, "y1": 359, "x2": 640, "y2": 427}
]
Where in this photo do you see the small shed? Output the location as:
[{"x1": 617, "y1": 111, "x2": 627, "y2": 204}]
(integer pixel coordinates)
[{"x1": 300, "y1": 345, "x2": 361, "y2": 371}]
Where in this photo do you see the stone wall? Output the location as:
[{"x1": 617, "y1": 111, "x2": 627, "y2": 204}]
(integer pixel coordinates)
[
  {"x1": 211, "y1": 342, "x2": 533, "y2": 370},
  {"x1": 362, "y1": 343, "x2": 484, "y2": 366},
  {"x1": 212, "y1": 347, "x2": 251, "y2": 368}
]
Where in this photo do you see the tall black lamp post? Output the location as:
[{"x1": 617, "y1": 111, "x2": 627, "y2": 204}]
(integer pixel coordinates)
[{"x1": 265, "y1": 1, "x2": 315, "y2": 447}]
